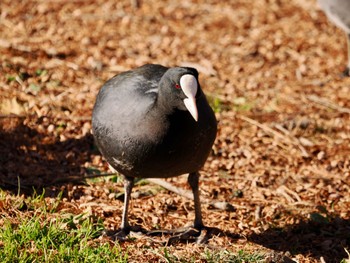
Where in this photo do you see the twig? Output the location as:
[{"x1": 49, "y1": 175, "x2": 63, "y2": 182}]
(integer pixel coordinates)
[
  {"x1": 52, "y1": 171, "x2": 234, "y2": 211},
  {"x1": 274, "y1": 124, "x2": 309, "y2": 157},
  {"x1": 0, "y1": 38, "x2": 31, "y2": 52},
  {"x1": 254, "y1": 206, "x2": 262, "y2": 220},
  {"x1": 343, "y1": 248, "x2": 350, "y2": 263},
  {"x1": 147, "y1": 178, "x2": 193, "y2": 200},
  {"x1": 238, "y1": 115, "x2": 309, "y2": 157},
  {"x1": 147, "y1": 178, "x2": 235, "y2": 211},
  {"x1": 276, "y1": 185, "x2": 302, "y2": 203},
  {"x1": 0, "y1": 114, "x2": 26, "y2": 119},
  {"x1": 0, "y1": 113, "x2": 91, "y2": 121},
  {"x1": 306, "y1": 95, "x2": 350, "y2": 114},
  {"x1": 83, "y1": 173, "x2": 116, "y2": 179},
  {"x1": 302, "y1": 166, "x2": 349, "y2": 185},
  {"x1": 56, "y1": 115, "x2": 91, "y2": 121},
  {"x1": 239, "y1": 115, "x2": 288, "y2": 141},
  {"x1": 0, "y1": 39, "x2": 79, "y2": 70}
]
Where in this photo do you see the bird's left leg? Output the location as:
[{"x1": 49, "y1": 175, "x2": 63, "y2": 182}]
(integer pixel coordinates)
[
  {"x1": 164, "y1": 171, "x2": 206, "y2": 244},
  {"x1": 188, "y1": 171, "x2": 204, "y2": 230}
]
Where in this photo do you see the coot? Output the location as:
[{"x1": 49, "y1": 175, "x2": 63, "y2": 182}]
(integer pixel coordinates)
[
  {"x1": 318, "y1": 0, "x2": 350, "y2": 76},
  {"x1": 92, "y1": 64, "x2": 217, "y2": 239}
]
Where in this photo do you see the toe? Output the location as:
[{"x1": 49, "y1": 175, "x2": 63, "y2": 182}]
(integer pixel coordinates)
[
  {"x1": 113, "y1": 228, "x2": 130, "y2": 241},
  {"x1": 167, "y1": 227, "x2": 202, "y2": 245}
]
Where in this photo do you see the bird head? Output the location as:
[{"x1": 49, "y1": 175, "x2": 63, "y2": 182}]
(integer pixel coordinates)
[{"x1": 161, "y1": 67, "x2": 200, "y2": 122}]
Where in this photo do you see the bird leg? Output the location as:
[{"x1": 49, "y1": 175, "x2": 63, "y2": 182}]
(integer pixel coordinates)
[
  {"x1": 342, "y1": 33, "x2": 350, "y2": 77},
  {"x1": 146, "y1": 172, "x2": 205, "y2": 241},
  {"x1": 188, "y1": 171, "x2": 204, "y2": 229},
  {"x1": 164, "y1": 171, "x2": 205, "y2": 244},
  {"x1": 113, "y1": 176, "x2": 134, "y2": 240},
  {"x1": 347, "y1": 33, "x2": 350, "y2": 75}
]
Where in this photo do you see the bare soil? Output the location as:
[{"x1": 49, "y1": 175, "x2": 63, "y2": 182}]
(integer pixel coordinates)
[{"x1": 1, "y1": 0, "x2": 349, "y2": 262}]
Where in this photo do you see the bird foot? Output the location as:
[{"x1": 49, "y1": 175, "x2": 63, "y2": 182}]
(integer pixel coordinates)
[
  {"x1": 167, "y1": 227, "x2": 202, "y2": 245},
  {"x1": 147, "y1": 226, "x2": 216, "y2": 245},
  {"x1": 113, "y1": 229, "x2": 129, "y2": 241},
  {"x1": 109, "y1": 225, "x2": 145, "y2": 241}
]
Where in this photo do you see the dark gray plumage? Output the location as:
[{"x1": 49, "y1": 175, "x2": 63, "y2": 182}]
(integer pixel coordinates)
[{"x1": 92, "y1": 64, "x2": 217, "y2": 239}]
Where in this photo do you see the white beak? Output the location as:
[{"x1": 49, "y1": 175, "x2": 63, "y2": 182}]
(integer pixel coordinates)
[{"x1": 180, "y1": 74, "x2": 198, "y2": 121}]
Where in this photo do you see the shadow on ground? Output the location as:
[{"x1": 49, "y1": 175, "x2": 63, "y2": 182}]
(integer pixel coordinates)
[
  {"x1": 0, "y1": 117, "x2": 97, "y2": 195},
  {"x1": 248, "y1": 216, "x2": 350, "y2": 262}
]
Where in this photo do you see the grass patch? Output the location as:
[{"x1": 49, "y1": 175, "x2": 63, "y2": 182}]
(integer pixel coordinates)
[
  {"x1": 232, "y1": 97, "x2": 254, "y2": 112},
  {"x1": 0, "y1": 190, "x2": 128, "y2": 263},
  {"x1": 204, "y1": 249, "x2": 265, "y2": 263},
  {"x1": 208, "y1": 94, "x2": 255, "y2": 113},
  {"x1": 158, "y1": 247, "x2": 266, "y2": 263},
  {"x1": 209, "y1": 96, "x2": 224, "y2": 113},
  {"x1": 0, "y1": 214, "x2": 127, "y2": 263}
]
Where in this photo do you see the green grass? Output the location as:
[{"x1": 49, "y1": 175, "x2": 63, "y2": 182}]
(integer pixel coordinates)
[
  {"x1": 204, "y1": 249, "x2": 265, "y2": 263},
  {"x1": 0, "y1": 190, "x2": 128, "y2": 263},
  {"x1": 35, "y1": 69, "x2": 48, "y2": 76},
  {"x1": 0, "y1": 214, "x2": 127, "y2": 263},
  {"x1": 208, "y1": 94, "x2": 254, "y2": 113},
  {"x1": 6, "y1": 75, "x2": 16, "y2": 82},
  {"x1": 232, "y1": 97, "x2": 254, "y2": 112},
  {"x1": 209, "y1": 96, "x2": 224, "y2": 113},
  {"x1": 159, "y1": 247, "x2": 265, "y2": 263}
]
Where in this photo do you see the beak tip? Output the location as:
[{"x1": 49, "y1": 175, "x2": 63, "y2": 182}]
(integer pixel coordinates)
[{"x1": 184, "y1": 97, "x2": 198, "y2": 122}]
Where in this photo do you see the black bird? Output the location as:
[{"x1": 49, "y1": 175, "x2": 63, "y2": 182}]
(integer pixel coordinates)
[{"x1": 92, "y1": 64, "x2": 217, "y2": 240}]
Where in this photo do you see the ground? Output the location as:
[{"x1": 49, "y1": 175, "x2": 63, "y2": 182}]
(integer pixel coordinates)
[{"x1": 0, "y1": 0, "x2": 350, "y2": 262}]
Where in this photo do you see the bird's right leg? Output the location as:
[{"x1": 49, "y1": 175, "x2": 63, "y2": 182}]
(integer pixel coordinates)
[
  {"x1": 342, "y1": 33, "x2": 350, "y2": 76},
  {"x1": 114, "y1": 176, "x2": 134, "y2": 240}
]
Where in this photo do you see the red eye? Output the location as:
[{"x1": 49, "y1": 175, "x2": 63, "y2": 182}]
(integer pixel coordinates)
[{"x1": 175, "y1": 84, "x2": 180, "y2": 89}]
